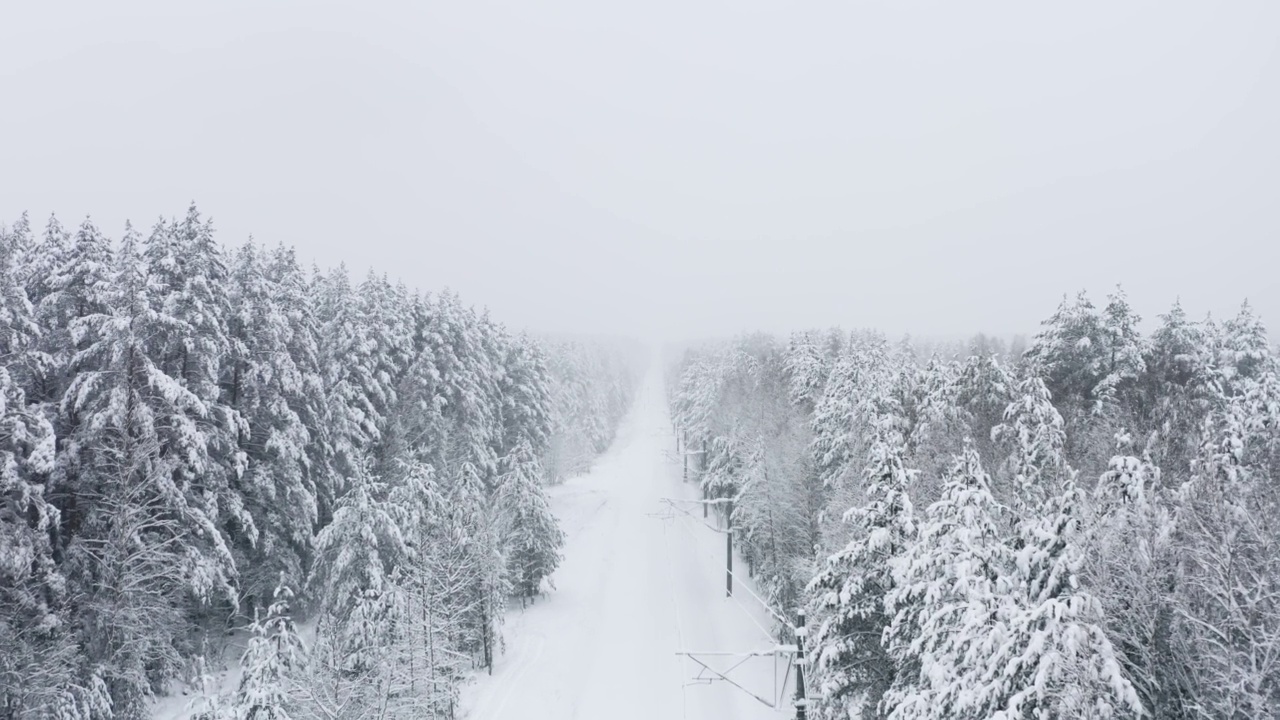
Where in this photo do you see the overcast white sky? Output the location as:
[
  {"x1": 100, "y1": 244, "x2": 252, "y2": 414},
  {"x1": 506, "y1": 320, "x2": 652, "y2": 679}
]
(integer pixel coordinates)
[{"x1": 1, "y1": 1, "x2": 1277, "y2": 341}]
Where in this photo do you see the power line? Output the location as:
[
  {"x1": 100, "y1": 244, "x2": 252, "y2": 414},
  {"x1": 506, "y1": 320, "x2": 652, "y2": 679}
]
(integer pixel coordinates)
[
  {"x1": 671, "y1": 512, "x2": 780, "y2": 643},
  {"x1": 663, "y1": 498, "x2": 797, "y2": 634},
  {"x1": 661, "y1": 516, "x2": 691, "y2": 720}
]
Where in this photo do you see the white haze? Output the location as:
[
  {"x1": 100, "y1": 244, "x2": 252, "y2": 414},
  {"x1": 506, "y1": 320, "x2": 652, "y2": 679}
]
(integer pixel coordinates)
[{"x1": 1, "y1": 1, "x2": 1277, "y2": 341}]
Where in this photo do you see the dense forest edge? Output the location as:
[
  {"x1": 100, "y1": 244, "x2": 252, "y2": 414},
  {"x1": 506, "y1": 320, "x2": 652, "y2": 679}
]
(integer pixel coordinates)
[
  {"x1": 669, "y1": 290, "x2": 1280, "y2": 720},
  {"x1": 5, "y1": 203, "x2": 1279, "y2": 720},
  {"x1": 0, "y1": 206, "x2": 644, "y2": 719}
]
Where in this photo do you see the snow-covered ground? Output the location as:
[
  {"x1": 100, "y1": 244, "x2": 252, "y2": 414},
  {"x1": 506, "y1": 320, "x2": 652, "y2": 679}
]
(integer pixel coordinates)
[{"x1": 461, "y1": 365, "x2": 796, "y2": 720}]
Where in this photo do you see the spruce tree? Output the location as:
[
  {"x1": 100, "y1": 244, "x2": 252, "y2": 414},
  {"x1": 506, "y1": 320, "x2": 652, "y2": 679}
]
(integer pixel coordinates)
[
  {"x1": 1172, "y1": 386, "x2": 1280, "y2": 719},
  {"x1": 784, "y1": 329, "x2": 832, "y2": 412},
  {"x1": 0, "y1": 360, "x2": 68, "y2": 715},
  {"x1": 497, "y1": 333, "x2": 553, "y2": 458},
  {"x1": 438, "y1": 461, "x2": 507, "y2": 672},
  {"x1": 313, "y1": 265, "x2": 380, "y2": 483},
  {"x1": 60, "y1": 225, "x2": 238, "y2": 715},
  {"x1": 1140, "y1": 301, "x2": 1213, "y2": 475},
  {"x1": 807, "y1": 419, "x2": 916, "y2": 720},
  {"x1": 230, "y1": 582, "x2": 304, "y2": 720},
  {"x1": 0, "y1": 213, "x2": 45, "y2": 396},
  {"x1": 23, "y1": 214, "x2": 70, "y2": 308},
  {"x1": 991, "y1": 374, "x2": 1069, "y2": 508},
  {"x1": 1087, "y1": 445, "x2": 1183, "y2": 718},
  {"x1": 971, "y1": 476, "x2": 1142, "y2": 720},
  {"x1": 307, "y1": 458, "x2": 406, "y2": 672},
  {"x1": 883, "y1": 441, "x2": 1012, "y2": 720},
  {"x1": 265, "y1": 244, "x2": 330, "y2": 523},
  {"x1": 498, "y1": 441, "x2": 563, "y2": 603}
]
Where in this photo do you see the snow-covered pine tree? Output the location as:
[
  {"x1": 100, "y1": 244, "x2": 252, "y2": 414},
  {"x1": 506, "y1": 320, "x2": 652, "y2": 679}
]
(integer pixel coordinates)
[
  {"x1": 292, "y1": 577, "x2": 432, "y2": 720},
  {"x1": 0, "y1": 351, "x2": 71, "y2": 715},
  {"x1": 39, "y1": 216, "x2": 114, "y2": 376},
  {"x1": 22, "y1": 214, "x2": 70, "y2": 310},
  {"x1": 882, "y1": 441, "x2": 1012, "y2": 720},
  {"x1": 497, "y1": 332, "x2": 553, "y2": 459},
  {"x1": 809, "y1": 356, "x2": 860, "y2": 494},
  {"x1": 312, "y1": 263, "x2": 378, "y2": 489},
  {"x1": 1172, "y1": 383, "x2": 1280, "y2": 719},
  {"x1": 307, "y1": 456, "x2": 407, "y2": 673},
  {"x1": 809, "y1": 335, "x2": 896, "y2": 504},
  {"x1": 36, "y1": 217, "x2": 116, "y2": 573},
  {"x1": 542, "y1": 340, "x2": 596, "y2": 480},
  {"x1": 1096, "y1": 286, "x2": 1147, "y2": 412},
  {"x1": 1213, "y1": 300, "x2": 1275, "y2": 394},
  {"x1": 230, "y1": 582, "x2": 304, "y2": 720},
  {"x1": 1021, "y1": 288, "x2": 1146, "y2": 477},
  {"x1": 60, "y1": 225, "x2": 239, "y2": 716},
  {"x1": 356, "y1": 272, "x2": 416, "y2": 468},
  {"x1": 1139, "y1": 301, "x2": 1214, "y2": 476},
  {"x1": 26, "y1": 215, "x2": 110, "y2": 409},
  {"x1": 785, "y1": 329, "x2": 832, "y2": 412},
  {"x1": 388, "y1": 456, "x2": 443, "y2": 556},
  {"x1": 0, "y1": 214, "x2": 43, "y2": 395},
  {"x1": 498, "y1": 441, "x2": 563, "y2": 604},
  {"x1": 991, "y1": 374, "x2": 1069, "y2": 509},
  {"x1": 806, "y1": 417, "x2": 917, "y2": 720},
  {"x1": 265, "y1": 244, "x2": 332, "y2": 524},
  {"x1": 434, "y1": 461, "x2": 508, "y2": 673},
  {"x1": 1, "y1": 217, "x2": 46, "y2": 412},
  {"x1": 139, "y1": 208, "x2": 256, "y2": 646},
  {"x1": 673, "y1": 353, "x2": 723, "y2": 469},
  {"x1": 427, "y1": 292, "x2": 500, "y2": 482},
  {"x1": 1022, "y1": 290, "x2": 1107, "y2": 415},
  {"x1": 1, "y1": 211, "x2": 35, "y2": 270},
  {"x1": 178, "y1": 207, "x2": 254, "y2": 541},
  {"x1": 701, "y1": 434, "x2": 750, "y2": 507},
  {"x1": 950, "y1": 354, "x2": 1014, "y2": 463},
  {"x1": 907, "y1": 356, "x2": 965, "y2": 479},
  {"x1": 371, "y1": 289, "x2": 443, "y2": 489},
  {"x1": 224, "y1": 240, "x2": 320, "y2": 605},
  {"x1": 732, "y1": 433, "x2": 814, "y2": 620},
  {"x1": 1086, "y1": 443, "x2": 1185, "y2": 718},
  {"x1": 969, "y1": 474, "x2": 1143, "y2": 720},
  {"x1": 297, "y1": 460, "x2": 453, "y2": 719},
  {"x1": 472, "y1": 311, "x2": 511, "y2": 478}
]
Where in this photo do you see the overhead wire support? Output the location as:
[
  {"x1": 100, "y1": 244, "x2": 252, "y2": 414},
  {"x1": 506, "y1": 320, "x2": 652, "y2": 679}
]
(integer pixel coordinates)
[{"x1": 655, "y1": 445, "x2": 805, "y2": 714}]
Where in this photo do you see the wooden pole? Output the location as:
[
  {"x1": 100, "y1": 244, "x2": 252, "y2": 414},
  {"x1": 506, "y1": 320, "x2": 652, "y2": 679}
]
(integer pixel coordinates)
[
  {"x1": 794, "y1": 609, "x2": 808, "y2": 720},
  {"x1": 725, "y1": 499, "x2": 734, "y2": 597}
]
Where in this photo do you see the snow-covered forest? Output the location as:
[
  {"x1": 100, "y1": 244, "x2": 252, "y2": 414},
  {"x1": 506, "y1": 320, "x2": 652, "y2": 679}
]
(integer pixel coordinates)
[
  {"x1": 3, "y1": 213, "x2": 1278, "y2": 720},
  {"x1": 0, "y1": 207, "x2": 641, "y2": 719},
  {"x1": 4, "y1": 1, "x2": 1278, "y2": 718},
  {"x1": 670, "y1": 290, "x2": 1280, "y2": 719}
]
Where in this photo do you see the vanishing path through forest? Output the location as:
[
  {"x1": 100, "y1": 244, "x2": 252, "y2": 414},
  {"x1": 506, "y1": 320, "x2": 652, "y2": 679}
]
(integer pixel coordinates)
[{"x1": 461, "y1": 364, "x2": 790, "y2": 719}]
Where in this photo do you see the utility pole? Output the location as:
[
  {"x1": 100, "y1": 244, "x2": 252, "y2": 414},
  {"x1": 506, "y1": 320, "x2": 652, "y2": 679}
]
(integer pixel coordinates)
[
  {"x1": 793, "y1": 610, "x2": 808, "y2": 720},
  {"x1": 725, "y1": 499, "x2": 734, "y2": 597}
]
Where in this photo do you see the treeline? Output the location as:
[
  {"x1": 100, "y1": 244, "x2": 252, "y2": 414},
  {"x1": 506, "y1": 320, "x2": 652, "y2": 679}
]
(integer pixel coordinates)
[
  {"x1": 542, "y1": 338, "x2": 644, "y2": 483},
  {"x1": 0, "y1": 207, "x2": 637, "y2": 719},
  {"x1": 670, "y1": 289, "x2": 1280, "y2": 720}
]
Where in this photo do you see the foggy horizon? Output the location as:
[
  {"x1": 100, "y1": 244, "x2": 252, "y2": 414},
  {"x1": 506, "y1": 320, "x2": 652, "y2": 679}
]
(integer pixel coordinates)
[{"x1": 3, "y1": 1, "x2": 1278, "y2": 342}]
